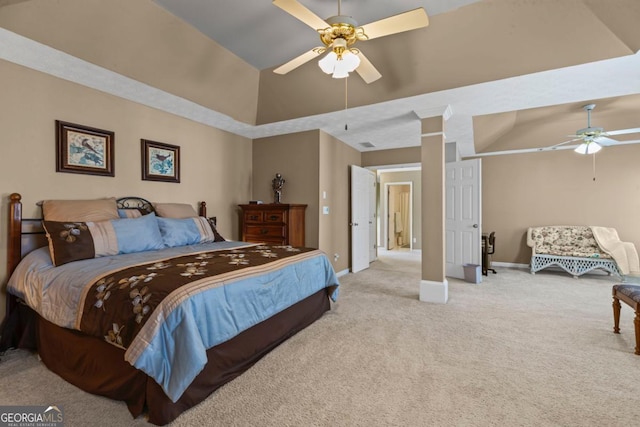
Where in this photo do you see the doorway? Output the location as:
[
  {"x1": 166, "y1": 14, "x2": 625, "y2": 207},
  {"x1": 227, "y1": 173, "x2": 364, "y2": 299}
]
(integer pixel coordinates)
[{"x1": 384, "y1": 182, "x2": 413, "y2": 251}]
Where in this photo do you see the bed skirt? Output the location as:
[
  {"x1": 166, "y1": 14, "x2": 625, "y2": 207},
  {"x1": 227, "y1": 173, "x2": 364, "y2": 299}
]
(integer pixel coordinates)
[{"x1": 21, "y1": 288, "x2": 331, "y2": 425}]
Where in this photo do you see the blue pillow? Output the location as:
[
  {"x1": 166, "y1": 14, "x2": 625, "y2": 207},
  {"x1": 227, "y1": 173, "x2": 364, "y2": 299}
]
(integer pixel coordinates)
[
  {"x1": 157, "y1": 217, "x2": 221, "y2": 248},
  {"x1": 111, "y1": 212, "x2": 165, "y2": 254},
  {"x1": 117, "y1": 208, "x2": 143, "y2": 219},
  {"x1": 43, "y1": 212, "x2": 165, "y2": 266}
]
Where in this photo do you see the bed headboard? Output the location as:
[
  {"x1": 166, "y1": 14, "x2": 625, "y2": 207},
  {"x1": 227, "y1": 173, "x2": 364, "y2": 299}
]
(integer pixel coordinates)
[
  {"x1": 6, "y1": 194, "x2": 212, "y2": 278},
  {"x1": 116, "y1": 196, "x2": 156, "y2": 215}
]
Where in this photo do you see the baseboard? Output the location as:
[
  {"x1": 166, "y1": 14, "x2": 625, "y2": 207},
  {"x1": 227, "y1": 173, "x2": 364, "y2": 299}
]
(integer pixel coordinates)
[
  {"x1": 336, "y1": 269, "x2": 350, "y2": 278},
  {"x1": 419, "y1": 279, "x2": 448, "y2": 304},
  {"x1": 492, "y1": 262, "x2": 528, "y2": 269}
]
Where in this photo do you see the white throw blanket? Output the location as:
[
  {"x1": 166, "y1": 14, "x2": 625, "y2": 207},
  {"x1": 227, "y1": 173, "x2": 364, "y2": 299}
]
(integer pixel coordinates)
[{"x1": 591, "y1": 227, "x2": 640, "y2": 275}]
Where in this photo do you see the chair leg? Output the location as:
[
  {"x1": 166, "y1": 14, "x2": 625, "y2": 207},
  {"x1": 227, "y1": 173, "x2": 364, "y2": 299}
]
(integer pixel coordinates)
[
  {"x1": 635, "y1": 310, "x2": 640, "y2": 355},
  {"x1": 613, "y1": 297, "x2": 621, "y2": 334}
]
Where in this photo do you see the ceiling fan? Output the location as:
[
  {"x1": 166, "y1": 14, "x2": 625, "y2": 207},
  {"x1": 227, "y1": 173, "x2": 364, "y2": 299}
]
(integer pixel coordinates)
[
  {"x1": 272, "y1": 0, "x2": 429, "y2": 83},
  {"x1": 544, "y1": 104, "x2": 640, "y2": 154}
]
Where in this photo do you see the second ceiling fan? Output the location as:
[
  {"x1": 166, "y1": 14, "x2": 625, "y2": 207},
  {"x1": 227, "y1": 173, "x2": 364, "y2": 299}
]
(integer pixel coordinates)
[
  {"x1": 272, "y1": 0, "x2": 429, "y2": 83},
  {"x1": 544, "y1": 103, "x2": 640, "y2": 154}
]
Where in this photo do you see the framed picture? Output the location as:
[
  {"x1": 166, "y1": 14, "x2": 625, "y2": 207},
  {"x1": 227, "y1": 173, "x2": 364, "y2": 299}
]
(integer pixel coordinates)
[
  {"x1": 56, "y1": 120, "x2": 115, "y2": 176},
  {"x1": 141, "y1": 139, "x2": 180, "y2": 183}
]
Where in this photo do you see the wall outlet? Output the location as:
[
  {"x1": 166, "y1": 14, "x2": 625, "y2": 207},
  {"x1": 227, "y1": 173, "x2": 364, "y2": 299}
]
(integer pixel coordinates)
[
  {"x1": 413, "y1": 237, "x2": 417, "y2": 243},
  {"x1": 334, "y1": 253, "x2": 340, "y2": 262},
  {"x1": 323, "y1": 206, "x2": 330, "y2": 215}
]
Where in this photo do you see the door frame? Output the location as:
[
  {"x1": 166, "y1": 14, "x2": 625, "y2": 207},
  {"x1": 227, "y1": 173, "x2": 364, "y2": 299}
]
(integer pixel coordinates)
[{"x1": 383, "y1": 181, "x2": 413, "y2": 251}]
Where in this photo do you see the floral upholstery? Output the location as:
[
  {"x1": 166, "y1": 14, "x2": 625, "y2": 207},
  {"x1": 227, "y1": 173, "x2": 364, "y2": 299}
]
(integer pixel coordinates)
[{"x1": 527, "y1": 226, "x2": 611, "y2": 259}]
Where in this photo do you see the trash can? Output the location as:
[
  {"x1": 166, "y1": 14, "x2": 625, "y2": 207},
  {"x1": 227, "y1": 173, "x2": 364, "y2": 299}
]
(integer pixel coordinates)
[{"x1": 463, "y1": 264, "x2": 482, "y2": 284}]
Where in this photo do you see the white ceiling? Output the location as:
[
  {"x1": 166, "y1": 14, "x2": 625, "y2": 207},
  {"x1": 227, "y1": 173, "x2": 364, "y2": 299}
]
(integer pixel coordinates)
[{"x1": 2, "y1": 1, "x2": 639, "y2": 157}]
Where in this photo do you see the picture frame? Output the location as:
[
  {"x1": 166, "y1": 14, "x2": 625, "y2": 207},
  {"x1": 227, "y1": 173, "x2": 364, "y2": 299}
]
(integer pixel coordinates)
[
  {"x1": 56, "y1": 120, "x2": 115, "y2": 177},
  {"x1": 141, "y1": 139, "x2": 180, "y2": 183}
]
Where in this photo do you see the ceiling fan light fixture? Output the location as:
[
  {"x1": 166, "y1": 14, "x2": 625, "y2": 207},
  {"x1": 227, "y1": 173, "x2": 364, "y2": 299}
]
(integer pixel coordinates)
[
  {"x1": 574, "y1": 141, "x2": 602, "y2": 155},
  {"x1": 332, "y1": 66, "x2": 350, "y2": 79},
  {"x1": 318, "y1": 51, "x2": 337, "y2": 74},
  {"x1": 318, "y1": 43, "x2": 360, "y2": 78}
]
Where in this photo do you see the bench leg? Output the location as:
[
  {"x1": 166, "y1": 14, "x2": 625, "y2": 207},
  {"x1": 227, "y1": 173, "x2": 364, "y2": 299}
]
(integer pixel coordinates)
[
  {"x1": 635, "y1": 310, "x2": 640, "y2": 355},
  {"x1": 613, "y1": 297, "x2": 621, "y2": 334}
]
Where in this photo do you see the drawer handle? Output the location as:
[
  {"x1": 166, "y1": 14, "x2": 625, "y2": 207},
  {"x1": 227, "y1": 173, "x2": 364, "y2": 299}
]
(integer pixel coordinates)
[
  {"x1": 260, "y1": 228, "x2": 269, "y2": 234},
  {"x1": 268, "y1": 215, "x2": 279, "y2": 221},
  {"x1": 249, "y1": 215, "x2": 259, "y2": 220}
]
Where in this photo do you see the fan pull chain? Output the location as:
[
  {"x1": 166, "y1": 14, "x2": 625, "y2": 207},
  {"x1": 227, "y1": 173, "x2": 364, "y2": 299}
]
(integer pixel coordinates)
[
  {"x1": 592, "y1": 153, "x2": 596, "y2": 181},
  {"x1": 344, "y1": 76, "x2": 348, "y2": 131}
]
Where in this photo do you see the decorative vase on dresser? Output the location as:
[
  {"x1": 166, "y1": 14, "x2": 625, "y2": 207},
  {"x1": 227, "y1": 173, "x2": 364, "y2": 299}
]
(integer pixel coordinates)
[{"x1": 239, "y1": 203, "x2": 307, "y2": 246}]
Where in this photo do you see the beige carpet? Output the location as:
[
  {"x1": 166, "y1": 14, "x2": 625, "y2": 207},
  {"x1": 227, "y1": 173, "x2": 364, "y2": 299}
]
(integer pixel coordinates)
[{"x1": 1, "y1": 250, "x2": 640, "y2": 426}]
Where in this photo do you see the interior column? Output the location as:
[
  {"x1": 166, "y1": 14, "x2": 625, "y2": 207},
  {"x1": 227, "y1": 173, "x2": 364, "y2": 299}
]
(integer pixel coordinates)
[{"x1": 420, "y1": 116, "x2": 448, "y2": 303}]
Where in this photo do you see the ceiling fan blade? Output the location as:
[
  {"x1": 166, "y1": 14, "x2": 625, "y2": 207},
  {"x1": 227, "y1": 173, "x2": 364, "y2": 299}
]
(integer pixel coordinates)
[
  {"x1": 607, "y1": 127, "x2": 640, "y2": 136},
  {"x1": 273, "y1": 49, "x2": 322, "y2": 75},
  {"x1": 540, "y1": 138, "x2": 580, "y2": 150},
  {"x1": 272, "y1": 0, "x2": 328, "y2": 31},
  {"x1": 360, "y1": 8, "x2": 429, "y2": 40},
  {"x1": 594, "y1": 136, "x2": 618, "y2": 146},
  {"x1": 355, "y1": 51, "x2": 382, "y2": 84}
]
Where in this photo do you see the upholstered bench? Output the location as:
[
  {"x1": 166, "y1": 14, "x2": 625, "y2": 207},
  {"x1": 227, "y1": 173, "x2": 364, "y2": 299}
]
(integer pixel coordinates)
[
  {"x1": 612, "y1": 284, "x2": 640, "y2": 355},
  {"x1": 527, "y1": 226, "x2": 621, "y2": 278}
]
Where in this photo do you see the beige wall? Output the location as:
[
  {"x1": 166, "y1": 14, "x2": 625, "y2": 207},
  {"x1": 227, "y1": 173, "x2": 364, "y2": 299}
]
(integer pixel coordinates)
[
  {"x1": 252, "y1": 131, "x2": 321, "y2": 248},
  {"x1": 361, "y1": 147, "x2": 421, "y2": 168},
  {"x1": 319, "y1": 132, "x2": 360, "y2": 274},
  {"x1": 0, "y1": 59, "x2": 253, "y2": 321},
  {"x1": 378, "y1": 171, "x2": 422, "y2": 250},
  {"x1": 481, "y1": 145, "x2": 640, "y2": 265},
  {"x1": 252, "y1": 130, "x2": 358, "y2": 273},
  {"x1": 0, "y1": 0, "x2": 260, "y2": 125}
]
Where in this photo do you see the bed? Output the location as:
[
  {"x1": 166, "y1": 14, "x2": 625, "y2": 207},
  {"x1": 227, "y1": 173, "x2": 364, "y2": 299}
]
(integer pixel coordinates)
[{"x1": 0, "y1": 193, "x2": 339, "y2": 425}]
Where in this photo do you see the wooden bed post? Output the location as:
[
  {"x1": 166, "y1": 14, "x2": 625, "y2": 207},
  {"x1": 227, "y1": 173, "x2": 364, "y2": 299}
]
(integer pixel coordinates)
[
  {"x1": 1, "y1": 193, "x2": 23, "y2": 350},
  {"x1": 199, "y1": 201, "x2": 207, "y2": 217},
  {"x1": 7, "y1": 193, "x2": 22, "y2": 278}
]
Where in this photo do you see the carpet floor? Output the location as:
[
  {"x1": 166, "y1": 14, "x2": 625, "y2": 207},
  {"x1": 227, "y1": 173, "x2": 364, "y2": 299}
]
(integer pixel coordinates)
[{"x1": 1, "y1": 250, "x2": 639, "y2": 426}]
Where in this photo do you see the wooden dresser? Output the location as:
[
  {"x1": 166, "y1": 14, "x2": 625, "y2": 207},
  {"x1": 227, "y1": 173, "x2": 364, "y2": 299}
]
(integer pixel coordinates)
[{"x1": 239, "y1": 203, "x2": 307, "y2": 246}]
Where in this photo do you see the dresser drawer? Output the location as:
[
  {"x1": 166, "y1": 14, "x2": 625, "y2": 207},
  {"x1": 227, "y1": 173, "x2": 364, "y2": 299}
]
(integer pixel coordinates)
[
  {"x1": 264, "y1": 211, "x2": 285, "y2": 223},
  {"x1": 239, "y1": 203, "x2": 306, "y2": 246},
  {"x1": 243, "y1": 211, "x2": 264, "y2": 223},
  {"x1": 245, "y1": 225, "x2": 286, "y2": 239}
]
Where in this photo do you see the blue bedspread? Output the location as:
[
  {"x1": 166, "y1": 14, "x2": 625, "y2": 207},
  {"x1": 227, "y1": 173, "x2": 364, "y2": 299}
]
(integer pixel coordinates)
[{"x1": 8, "y1": 242, "x2": 339, "y2": 402}]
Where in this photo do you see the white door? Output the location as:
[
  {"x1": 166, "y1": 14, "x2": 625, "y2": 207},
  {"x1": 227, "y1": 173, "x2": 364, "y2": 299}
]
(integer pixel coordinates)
[
  {"x1": 368, "y1": 171, "x2": 377, "y2": 262},
  {"x1": 445, "y1": 158, "x2": 482, "y2": 279},
  {"x1": 351, "y1": 165, "x2": 372, "y2": 273}
]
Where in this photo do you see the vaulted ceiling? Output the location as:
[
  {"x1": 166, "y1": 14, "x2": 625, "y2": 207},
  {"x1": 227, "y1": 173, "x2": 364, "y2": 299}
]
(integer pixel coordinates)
[{"x1": 1, "y1": 0, "x2": 639, "y2": 156}]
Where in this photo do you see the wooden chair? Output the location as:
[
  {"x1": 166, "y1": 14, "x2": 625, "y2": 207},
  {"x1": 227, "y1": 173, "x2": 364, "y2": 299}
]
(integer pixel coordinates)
[{"x1": 612, "y1": 284, "x2": 640, "y2": 355}]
